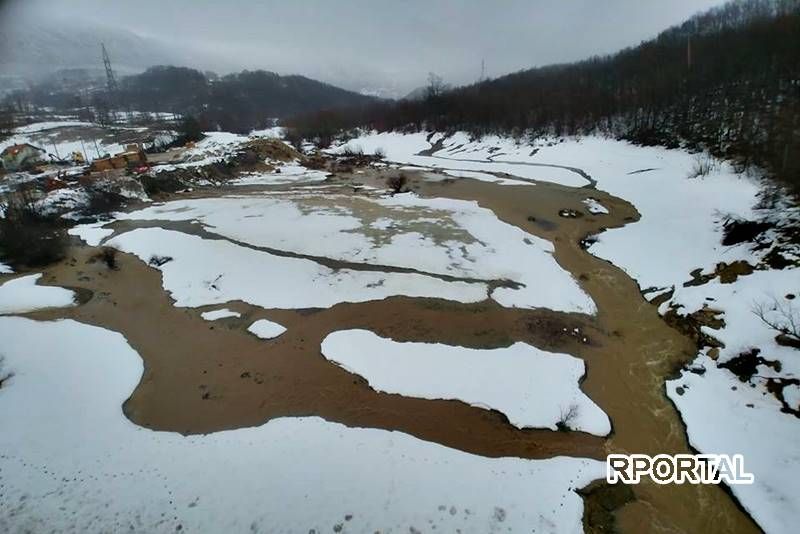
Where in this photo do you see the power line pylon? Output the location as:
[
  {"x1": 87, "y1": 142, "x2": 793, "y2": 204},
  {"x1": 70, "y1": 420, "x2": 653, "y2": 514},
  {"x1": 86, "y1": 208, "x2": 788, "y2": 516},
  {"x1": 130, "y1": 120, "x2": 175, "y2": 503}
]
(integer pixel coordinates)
[{"x1": 101, "y1": 43, "x2": 118, "y2": 94}]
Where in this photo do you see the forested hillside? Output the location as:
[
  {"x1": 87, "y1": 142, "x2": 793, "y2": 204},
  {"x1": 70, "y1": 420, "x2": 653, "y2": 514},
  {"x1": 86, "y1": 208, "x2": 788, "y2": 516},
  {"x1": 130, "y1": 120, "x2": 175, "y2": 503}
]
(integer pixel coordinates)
[
  {"x1": 5, "y1": 66, "x2": 377, "y2": 133},
  {"x1": 290, "y1": 0, "x2": 800, "y2": 190}
]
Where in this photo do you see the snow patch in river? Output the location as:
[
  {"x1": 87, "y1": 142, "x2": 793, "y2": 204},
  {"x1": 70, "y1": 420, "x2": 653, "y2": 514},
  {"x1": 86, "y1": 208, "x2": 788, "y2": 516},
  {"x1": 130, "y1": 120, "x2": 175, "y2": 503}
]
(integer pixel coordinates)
[
  {"x1": 322, "y1": 329, "x2": 610, "y2": 435},
  {"x1": 0, "y1": 316, "x2": 603, "y2": 533}
]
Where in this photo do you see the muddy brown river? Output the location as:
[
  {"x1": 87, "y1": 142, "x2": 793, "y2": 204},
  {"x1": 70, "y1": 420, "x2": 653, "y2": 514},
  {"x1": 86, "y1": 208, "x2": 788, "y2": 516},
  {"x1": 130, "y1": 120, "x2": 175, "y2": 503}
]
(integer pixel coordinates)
[{"x1": 22, "y1": 165, "x2": 760, "y2": 534}]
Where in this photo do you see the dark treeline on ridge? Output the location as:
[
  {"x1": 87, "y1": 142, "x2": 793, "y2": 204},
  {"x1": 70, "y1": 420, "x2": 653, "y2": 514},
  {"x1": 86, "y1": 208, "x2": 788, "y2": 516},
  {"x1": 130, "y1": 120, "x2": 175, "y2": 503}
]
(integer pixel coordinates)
[
  {"x1": 288, "y1": 0, "x2": 800, "y2": 191},
  {"x1": 5, "y1": 67, "x2": 376, "y2": 133}
]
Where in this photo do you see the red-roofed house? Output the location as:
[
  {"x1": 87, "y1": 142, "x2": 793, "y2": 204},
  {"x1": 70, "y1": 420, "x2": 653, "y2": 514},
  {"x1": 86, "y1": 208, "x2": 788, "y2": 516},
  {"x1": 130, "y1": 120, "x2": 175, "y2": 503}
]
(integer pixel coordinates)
[{"x1": 1, "y1": 143, "x2": 45, "y2": 172}]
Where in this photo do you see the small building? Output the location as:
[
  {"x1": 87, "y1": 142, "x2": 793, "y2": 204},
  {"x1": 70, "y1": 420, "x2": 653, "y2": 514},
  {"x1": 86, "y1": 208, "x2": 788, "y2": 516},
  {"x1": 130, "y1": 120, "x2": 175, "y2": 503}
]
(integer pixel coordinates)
[
  {"x1": 89, "y1": 146, "x2": 147, "y2": 172},
  {"x1": 1, "y1": 143, "x2": 45, "y2": 171}
]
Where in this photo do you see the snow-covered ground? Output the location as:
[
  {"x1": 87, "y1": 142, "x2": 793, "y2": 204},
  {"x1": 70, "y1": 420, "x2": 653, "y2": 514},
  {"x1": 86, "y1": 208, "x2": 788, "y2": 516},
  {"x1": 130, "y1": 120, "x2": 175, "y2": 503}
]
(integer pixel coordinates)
[
  {"x1": 0, "y1": 120, "x2": 125, "y2": 161},
  {"x1": 0, "y1": 316, "x2": 603, "y2": 533},
  {"x1": 107, "y1": 227, "x2": 487, "y2": 309},
  {"x1": 247, "y1": 318, "x2": 287, "y2": 339},
  {"x1": 440, "y1": 169, "x2": 535, "y2": 186},
  {"x1": 151, "y1": 128, "x2": 288, "y2": 175},
  {"x1": 322, "y1": 329, "x2": 610, "y2": 435},
  {"x1": 68, "y1": 221, "x2": 115, "y2": 246},
  {"x1": 338, "y1": 130, "x2": 800, "y2": 532},
  {"x1": 229, "y1": 163, "x2": 329, "y2": 186},
  {"x1": 665, "y1": 268, "x2": 800, "y2": 534},
  {"x1": 0, "y1": 261, "x2": 12, "y2": 274},
  {"x1": 200, "y1": 308, "x2": 241, "y2": 321},
  {"x1": 0, "y1": 274, "x2": 75, "y2": 315},
  {"x1": 330, "y1": 132, "x2": 589, "y2": 187},
  {"x1": 115, "y1": 192, "x2": 594, "y2": 312}
]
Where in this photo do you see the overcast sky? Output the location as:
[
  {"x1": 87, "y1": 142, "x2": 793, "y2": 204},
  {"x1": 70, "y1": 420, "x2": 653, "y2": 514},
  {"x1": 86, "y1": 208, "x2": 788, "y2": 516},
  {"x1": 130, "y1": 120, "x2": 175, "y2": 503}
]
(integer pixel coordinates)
[{"x1": 3, "y1": 0, "x2": 726, "y2": 96}]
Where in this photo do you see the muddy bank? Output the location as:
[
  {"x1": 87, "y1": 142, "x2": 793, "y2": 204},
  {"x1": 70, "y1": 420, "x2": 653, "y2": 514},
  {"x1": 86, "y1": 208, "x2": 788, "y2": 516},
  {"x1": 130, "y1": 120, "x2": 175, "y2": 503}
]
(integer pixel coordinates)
[
  {"x1": 24, "y1": 165, "x2": 760, "y2": 534},
  {"x1": 32, "y1": 245, "x2": 603, "y2": 460},
  {"x1": 402, "y1": 173, "x2": 760, "y2": 534}
]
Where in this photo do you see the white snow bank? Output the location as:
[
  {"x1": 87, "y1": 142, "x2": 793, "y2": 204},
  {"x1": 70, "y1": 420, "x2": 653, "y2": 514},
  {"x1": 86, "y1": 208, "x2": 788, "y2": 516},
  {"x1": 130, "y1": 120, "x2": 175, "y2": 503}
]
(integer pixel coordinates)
[
  {"x1": 230, "y1": 163, "x2": 328, "y2": 186},
  {"x1": 322, "y1": 329, "x2": 610, "y2": 435},
  {"x1": 247, "y1": 318, "x2": 287, "y2": 339},
  {"x1": 0, "y1": 316, "x2": 603, "y2": 532},
  {"x1": 667, "y1": 354, "x2": 800, "y2": 534},
  {"x1": 0, "y1": 261, "x2": 11, "y2": 274},
  {"x1": 0, "y1": 274, "x2": 76, "y2": 315},
  {"x1": 331, "y1": 131, "x2": 588, "y2": 187},
  {"x1": 442, "y1": 169, "x2": 534, "y2": 186},
  {"x1": 68, "y1": 221, "x2": 114, "y2": 246},
  {"x1": 200, "y1": 308, "x2": 241, "y2": 321},
  {"x1": 119, "y1": 193, "x2": 594, "y2": 313},
  {"x1": 529, "y1": 137, "x2": 762, "y2": 292},
  {"x1": 10, "y1": 120, "x2": 95, "y2": 135},
  {"x1": 108, "y1": 227, "x2": 487, "y2": 309},
  {"x1": 582, "y1": 197, "x2": 609, "y2": 215}
]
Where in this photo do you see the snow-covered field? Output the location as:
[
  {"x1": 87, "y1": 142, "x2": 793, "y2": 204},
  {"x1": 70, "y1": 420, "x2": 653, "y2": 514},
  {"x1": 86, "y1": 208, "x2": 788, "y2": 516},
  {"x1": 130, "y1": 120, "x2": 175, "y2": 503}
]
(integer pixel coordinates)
[
  {"x1": 0, "y1": 316, "x2": 603, "y2": 533},
  {"x1": 322, "y1": 329, "x2": 610, "y2": 435},
  {"x1": 200, "y1": 308, "x2": 241, "y2": 321},
  {"x1": 337, "y1": 130, "x2": 800, "y2": 533},
  {"x1": 0, "y1": 120, "x2": 126, "y2": 161},
  {"x1": 247, "y1": 318, "x2": 287, "y2": 339},
  {"x1": 114, "y1": 192, "x2": 594, "y2": 312},
  {"x1": 330, "y1": 131, "x2": 589, "y2": 187},
  {"x1": 0, "y1": 274, "x2": 75, "y2": 315},
  {"x1": 107, "y1": 227, "x2": 487, "y2": 309}
]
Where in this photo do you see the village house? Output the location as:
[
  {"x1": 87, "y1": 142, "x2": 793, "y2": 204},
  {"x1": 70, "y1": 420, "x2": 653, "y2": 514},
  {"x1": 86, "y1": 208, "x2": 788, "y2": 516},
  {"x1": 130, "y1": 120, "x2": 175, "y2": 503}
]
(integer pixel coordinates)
[{"x1": 1, "y1": 143, "x2": 45, "y2": 172}]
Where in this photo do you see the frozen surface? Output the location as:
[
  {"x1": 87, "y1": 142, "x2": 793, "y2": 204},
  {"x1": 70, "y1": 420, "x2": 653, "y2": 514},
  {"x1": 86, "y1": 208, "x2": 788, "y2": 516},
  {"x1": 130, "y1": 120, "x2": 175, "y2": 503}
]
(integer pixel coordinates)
[
  {"x1": 118, "y1": 193, "x2": 594, "y2": 313},
  {"x1": 322, "y1": 329, "x2": 610, "y2": 435},
  {"x1": 247, "y1": 318, "x2": 287, "y2": 339},
  {"x1": 107, "y1": 227, "x2": 487, "y2": 309},
  {"x1": 0, "y1": 317, "x2": 604, "y2": 533},
  {"x1": 200, "y1": 308, "x2": 241, "y2": 321},
  {"x1": 0, "y1": 274, "x2": 75, "y2": 315}
]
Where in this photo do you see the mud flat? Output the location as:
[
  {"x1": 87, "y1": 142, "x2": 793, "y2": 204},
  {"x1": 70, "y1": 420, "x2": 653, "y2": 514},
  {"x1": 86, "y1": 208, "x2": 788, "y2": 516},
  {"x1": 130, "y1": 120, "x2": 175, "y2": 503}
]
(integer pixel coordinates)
[{"x1": 26, "y1": 165, "x2": 760, "y2": 533}]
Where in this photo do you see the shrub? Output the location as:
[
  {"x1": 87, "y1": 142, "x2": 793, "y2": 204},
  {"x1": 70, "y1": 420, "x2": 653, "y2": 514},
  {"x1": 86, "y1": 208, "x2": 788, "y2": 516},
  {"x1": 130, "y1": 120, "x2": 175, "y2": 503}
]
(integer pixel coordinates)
[
  {"x1": 0, "y1": 189, "x2": 68, "y2": 268},
  {"x1": 82, "y1": 186, "x2": 127, "y2": 217},
  {"x1": 148, "y1": 255, "x2": 173, "y2": 267},
  {"x1": 387, "y1": 174, "x2": 408, "y2": 195},
  {"x1": 139, "y1": 173, "x2": 186, "y2": 196},
  {"x1": 341, "y1": 145, "x2": 364, "y2": 157},
  {"x1": 373, "y1": 147, "x2": 386, "y2": 159},
  {"x1": 556, "y1": 404, "x2": 579, "y2": 431},
  {"x1": 97, "y1": 247, "x2": 118, "y2": 270},
  {"x1": 688, "y1": 154, "x2": 716, "y2": 178}
]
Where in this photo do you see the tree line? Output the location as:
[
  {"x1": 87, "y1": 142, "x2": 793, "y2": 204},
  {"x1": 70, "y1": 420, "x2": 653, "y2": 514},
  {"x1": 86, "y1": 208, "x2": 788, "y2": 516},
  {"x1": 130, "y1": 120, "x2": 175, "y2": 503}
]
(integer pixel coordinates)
[
  {"x1": 3, "y1": 66, "x2": 376, "y2": 134},
  {"x1": 287, "y1": 0, "x2": 800, "y2": 192}
]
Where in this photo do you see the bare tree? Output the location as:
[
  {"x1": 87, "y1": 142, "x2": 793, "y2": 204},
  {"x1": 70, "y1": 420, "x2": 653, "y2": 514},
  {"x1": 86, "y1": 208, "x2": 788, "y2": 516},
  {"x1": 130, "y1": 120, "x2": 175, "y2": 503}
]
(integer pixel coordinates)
[
  {"x1": 0, "y1": 356, "x2": 12, "y2": 389},
  {"x1": 556, "y1": 403, "x2": 580, "y2": 431},
  {"x1": 425, "y1": 72, "x2": 448, "y2": 99},
  {"x1": 753, "y1": 297, "x2": 800, "y2": 345}
]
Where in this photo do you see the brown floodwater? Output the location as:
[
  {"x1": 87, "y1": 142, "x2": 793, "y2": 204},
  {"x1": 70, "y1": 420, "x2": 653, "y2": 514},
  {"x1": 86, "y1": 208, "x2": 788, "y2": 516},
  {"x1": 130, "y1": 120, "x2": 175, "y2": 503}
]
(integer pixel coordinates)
[{"x1": 25, "y1": 165, "x2": 760, "y2": 534}]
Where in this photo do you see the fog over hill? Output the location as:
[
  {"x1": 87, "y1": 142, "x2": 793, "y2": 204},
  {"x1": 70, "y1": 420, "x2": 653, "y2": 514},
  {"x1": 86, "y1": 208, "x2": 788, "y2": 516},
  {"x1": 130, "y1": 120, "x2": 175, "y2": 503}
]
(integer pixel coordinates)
[
  {"x1": 1, "y1": 0, "x2": 725, "y2": 98},
  {"x1": 0, "y1": 17, "x2": 188, "y2": 80}
]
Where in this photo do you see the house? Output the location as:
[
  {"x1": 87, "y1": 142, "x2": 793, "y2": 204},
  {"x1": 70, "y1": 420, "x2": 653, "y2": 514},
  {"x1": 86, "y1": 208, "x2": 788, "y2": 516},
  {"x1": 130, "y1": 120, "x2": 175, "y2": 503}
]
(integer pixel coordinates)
[{"x1": 1, "y1": 143, "x2": 45, "y2": 171}]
